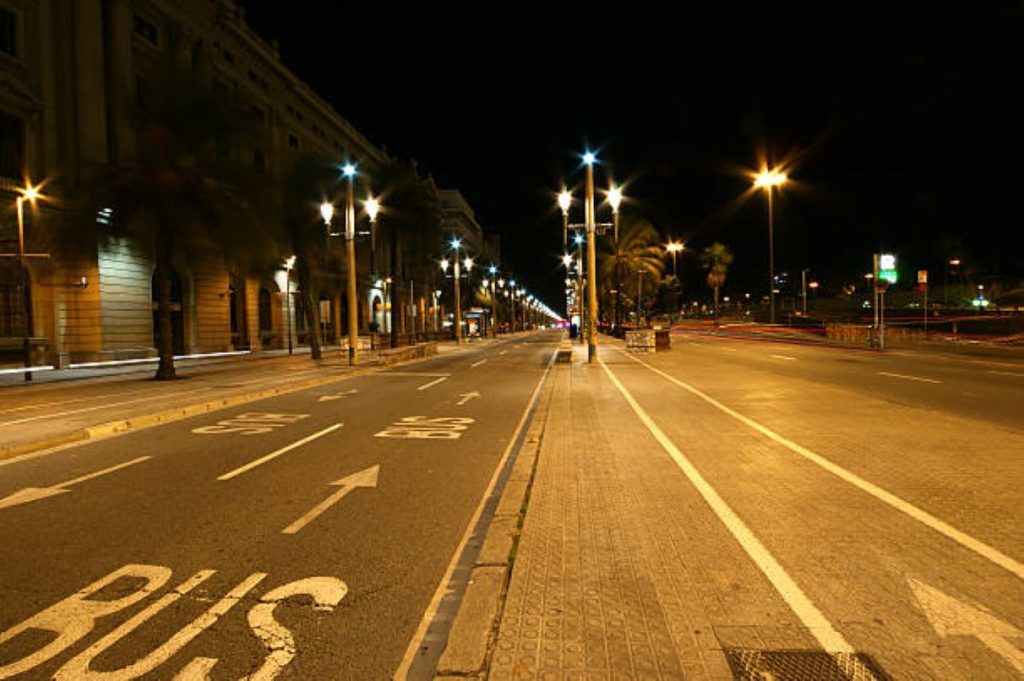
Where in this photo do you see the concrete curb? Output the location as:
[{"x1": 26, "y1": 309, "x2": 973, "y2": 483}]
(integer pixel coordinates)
[
  {"x1": 0, "y1": 350, "x2": 438, "y2": 463},
  {"x1": 434, "y1": 361, "x2": 557, "y2": 679}
]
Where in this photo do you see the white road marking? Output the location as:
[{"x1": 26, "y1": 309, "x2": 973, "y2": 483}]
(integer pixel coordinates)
[
  {"x1": 910, "y1": 578, "x2": 1024, "y2": 675},
  {"x1": 499, "y1": 350, "x2": 508, "y2": 355},
  {"x1": 376, "y1": 371, "x2": 450, "y2": 378},
  {"x1": 0, "y1": 389, "x2": 210, "y2": 428},
  {"x1": 417, "y1": 376, "x2": 448, "y2": 391},
  {"x1": 989, "y1": 370, "x2": 1024, "y2": 378},
  {"x1": 396, "y1": 347, "x2": 558, "y2": 679},
  {"x1": 771, "y1": 354, "x2": 797, "y2": 361},
  {"x1": 600, "y1": 359, "x2": 853, "y2": 653},
  {"x1": 217, "y1": 423, "x2": 343, "y2": 480},
  {"x1": 471, "y1": 359, "x2": 488, "y2": 367},
  {"x1": 0, "y1": 456, "x2": 151, "y2": 510},
  {"x1": 282, "y1": 465, "x2": 379, "y2": 534},
  {"x1": 878, "y1": 371, "x2": 942, "y2": 384},
  {"x1": 456, "y1": 391, "x2": 481, "y2": 406},
  {"x1": 622, "y1": 350, "x2": 1024, "y2": 580},
  {"x1": 375, "y1": 416, "x2": 474, "y2": 439},
  {"x1": 318, "y1": 389, "x2": 358, "y2": 402}
]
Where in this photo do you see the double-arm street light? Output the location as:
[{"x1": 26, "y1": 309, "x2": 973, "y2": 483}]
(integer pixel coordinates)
[
  {"x1": 440, "y1": 238, "x2": 473, "y2": 343},
  {"x1": 753, "y1": 168, "x2": 787, "y2": 325}
]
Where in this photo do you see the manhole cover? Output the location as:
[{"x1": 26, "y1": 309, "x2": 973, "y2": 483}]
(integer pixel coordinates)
[{"x1": 725, "y1": 649, "x2": 890, "y2": 681}]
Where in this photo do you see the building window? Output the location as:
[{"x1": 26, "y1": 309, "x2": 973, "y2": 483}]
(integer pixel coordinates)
[
  {"x1": 287, "y1": 133, "x2": 299, "y2": 150},
  {"x1": 133, "y1": 14, "x2": 159, "y2": 46},
  {"x1": 0, "y1": 8, "x2": 16, "y2": 57},
  {"x1": 0, "y1": 110, "x2": 24, "y2": 179}
]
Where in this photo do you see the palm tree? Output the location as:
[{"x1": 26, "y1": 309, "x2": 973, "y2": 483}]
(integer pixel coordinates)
[
  {"x1": 79, "y1": 74, "x2": 270, "y2": 379},
  {"x1": 598, "y1": 218, "x2": 665, "y2": 328},
  {"x1": 372, "y1": 159, "x2": 443, "y2": 347},
  {"x1": 277, "y1": 153, "x2": 344, "y2": 360},
  {"x1": 701, "y1": 242, "x2": 734, "y2": 325}
]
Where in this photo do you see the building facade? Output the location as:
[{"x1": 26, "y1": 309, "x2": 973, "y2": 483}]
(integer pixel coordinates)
[{"x1": 0, "y1": 0, "x2": 386, "y2": 367}]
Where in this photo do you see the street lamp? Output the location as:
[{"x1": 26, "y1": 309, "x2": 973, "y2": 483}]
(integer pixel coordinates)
[
  {"x1": 14, "y1": 183, "x2": 43, "y2": 380},
  {"x1": 365, "y1": 195, "x2": 380, "y2": 282},
  {"x1": 665, "y1": 241, "x2": 684, "y2": 277},
  {"x1": 583, "y1": 152, "x2": 599, "y2": 363},
  {"x1": 608, "y1": 184, "x2": 625, "y2": 333},
  {"x1": 284, "y1": 255, "x2": 296, "y2": 355},
  {"x1": 753, "y1": 167, "x2": 787, "y2": 324},
  {"x1": 443, "y1": 239, "x2": 472, "y2": 343},
  {"x1": 558, "y1": 189, "x2": 572, "y2": 252},
  {"x1": 341, "y1": 164, "x2": 360, "y2": 365},
  {"x1": 488, "y1": 265, "x2": 499, "y2": 337}
]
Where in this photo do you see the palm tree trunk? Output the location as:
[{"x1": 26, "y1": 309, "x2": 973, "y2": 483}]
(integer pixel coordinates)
[{"x1": 154, "y1": 235, "x2": 176, "y2": 381}]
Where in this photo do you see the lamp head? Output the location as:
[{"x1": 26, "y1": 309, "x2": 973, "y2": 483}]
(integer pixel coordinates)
[
  {"x1": 341, "y1": 163, "x2": 357, "y2": 178},
  {"x1": 284, "y1": 255, "x2": 296, "y2": 270},
  {"x1": 488, "y1": 265, "x2": 497, "y2": 275},
  {"x1": 320, "y1": 202, "x2": 335, "y2": 225},
  {"x1": 562, "y1": 254, "x2": 573, "y2": 267},
  {"x1": 558, "y1": 190, "x2": 572, "y2": 214},
  {"x1": 450, "y1": 237, "x2": 462, "y2": 250},
  {"x1": 22, "y1": 185, "x2": 40, "y2": 202},
  {"x1": 582, "y1": 151, "x2": 596, "y2": 166},
  {"x1": 608, "y1": 185, "x2": 623, "y2": 212},
  {"x1": 464, "y1": 257, "x2": 474, "y2": 271},
  {"x1": 365, "y1": 197, "x2": 380, "y2": 221},
  {"x1": 753, "y1": 169, "x2": 787, "y2": 189},
  {"x1": 440, "y1": 258, "x2": 450, "y2": 272}
]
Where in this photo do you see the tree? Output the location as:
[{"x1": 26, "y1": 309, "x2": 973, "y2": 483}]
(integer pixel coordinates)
[
  {"x1": 77, "y1": 74, "x2": 271, "y2": 379},
  {"x1": 371, "y1": 159, "x2": 443, "y2": 346},
  {"x1": 598, "y1": 218, "x2": 665, "y2": 327},
  {"x1": 277, "y1": 153, "x2": 344, "y2": 360},
  {"x1": 701, "y1": 242, "x2": 734, "y2": 325}
]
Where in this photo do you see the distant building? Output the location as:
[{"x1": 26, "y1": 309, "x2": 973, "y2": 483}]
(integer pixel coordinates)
[{"x1": 0, "y1": 0, "x2": 385, "y2": 367}]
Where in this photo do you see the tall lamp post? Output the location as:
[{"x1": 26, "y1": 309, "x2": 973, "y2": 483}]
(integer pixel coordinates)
[
  {"x1": 608, "y1": 184, "x2": 623, "y2": 333},
  {"x1": 284, "y1": 255, "x2": 296, "y2": 354},
  {"x1": 342, "y1": 164, "x2": 359, "y2": 365},
  {"x1": 488, "y1": 265, "x2": 498, "y2": 337},
  {"x1": 583, "y1": 152, "x2": 599, "y2": 363},
  {"x1": 753, "y1": 168, "x2": 786, "y2": 324},
  {"x1": 509, "y1": 279, "x2": 518, "y2": 332},
  {"x1": 14, "y1": 185, "x2": 41, "y2": 381},
  {"x1": 559, "y1": 189, "x2": 572, "y2": 252},
  {"x1": 441, "y1": 238, "x2": 472, "y2": 343}
]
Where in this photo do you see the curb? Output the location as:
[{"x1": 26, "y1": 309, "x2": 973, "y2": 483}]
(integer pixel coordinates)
[
  {"x1": 0, "y1": 351, "x2": 437, "y2": 463},
  {"x1": 433, "y1": 361, "x2": 558, "y2": 679}
]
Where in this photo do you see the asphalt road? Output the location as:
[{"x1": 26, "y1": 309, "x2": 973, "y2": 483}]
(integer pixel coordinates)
[
  {"x1": 0, "y1": 332, "x2": 560, "y2": 680},
  {"x1": 598, "y1": 335, "x2": 1024, "y2": 679}
]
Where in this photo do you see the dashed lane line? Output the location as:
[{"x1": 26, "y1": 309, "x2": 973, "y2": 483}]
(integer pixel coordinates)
[
  {"x1": 620, "y1": 349, "x2": 1024, "y2": 581},
  {"x1": 417, "y1": 377, "x2": 449, "y2": 391},
  {"x1": 877, "y1": 371, "x2": 942, "y2": 384},
  {"x1": 771, "y1": 354, "x2": 797, "y2": 361},
  {"x1": 217, "y1": 423, "x2": 343, "y2": 481},
  {"x1": 471, "y1": 359, "x2": 488, "y2": 367}
]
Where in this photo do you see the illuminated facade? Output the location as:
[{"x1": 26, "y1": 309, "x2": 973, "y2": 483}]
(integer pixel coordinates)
[{"x1": 0, "y1": 0, "x2": 385, "y2": 366}]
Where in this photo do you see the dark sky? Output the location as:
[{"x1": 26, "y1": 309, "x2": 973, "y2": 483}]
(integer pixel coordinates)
[{"x1": 241, "y1": 2, "x2": 1024, "y2": 308}]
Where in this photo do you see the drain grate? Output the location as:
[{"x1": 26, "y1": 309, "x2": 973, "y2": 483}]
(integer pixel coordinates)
[{"x1": 725, "y1": 649, "x2": 891, "y2": 681}]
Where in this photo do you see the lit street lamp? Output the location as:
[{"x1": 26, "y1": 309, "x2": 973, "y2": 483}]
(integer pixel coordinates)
[
  {"x1": 488, "y1": 264, "x2": 499, "y2": 337},
  {"x1": 665, "y1": 241, "x2": 684, "y2": 278},
  {"x1": 284, "y1": 255, "x2": 296, "y2": 354},
  {"x1": 558, "y1": 189, "x2": 572, "y2": 252},
  {"x1": 608, "y1": 184, "x2": 624, "y2": 332},
  {"x1": 754, "y1": 167, "x2": 787, "y2": 324},
  {"x1": 13, "y1": 184, "x2": 42, "y2": 380},
  {"x1": 442, "y1": 238, "x2": 473, "y2": 342},
  {"x1": 583, "y1": 152, "x2": 599, "y2": 363}
]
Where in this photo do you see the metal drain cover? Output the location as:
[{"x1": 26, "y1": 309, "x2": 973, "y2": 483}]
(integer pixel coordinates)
[{"x1": 725, "y1": 649, "x2": 891, "y2": 681}]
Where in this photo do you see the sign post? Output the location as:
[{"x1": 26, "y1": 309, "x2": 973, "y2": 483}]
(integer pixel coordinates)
[
  {"x1": 918, "y1": 270, "x2": 929, "y2": 337},
  {"x1": 873, "y1": 254, "x2": 897, "y2": 349}
]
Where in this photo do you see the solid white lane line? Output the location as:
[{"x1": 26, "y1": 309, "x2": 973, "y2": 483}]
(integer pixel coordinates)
[
  {"x1": 601, "y1": 359, "x2": 853, "y2": 653},
  {"x1": 471, "y1": 359, "x2": 488, "y2": 367},
  {"x1": 417, "y1": 376, "x2": 449, "y2": 391},
  {"x1": 0, "y1": 389, "x2": 211, "y2": 428},
  {"x1": 877, "y1": 371, "x2": 942, "y2": 384},
  {"x1": 217, "y1": 423, "x2": 343, "y2": 481},
  {"x1": 771, "y1": 354, "x2": 797, "y2": 361},
  {"x1": 989, "y1": 370, "x2": 1024, "y2": 378},
  {"x1": 396, "y1": 347, "x2": 558, "y2": 678},
  {"x1": 622, "y1": 350, "x2": 1024, "y2": 581},
  {"x1": 61, "y1": 456, "x2": 152, "y2": 488}
]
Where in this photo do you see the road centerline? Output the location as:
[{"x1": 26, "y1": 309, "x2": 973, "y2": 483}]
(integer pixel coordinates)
[
  {"x1": 877, "y1": 371, "x2": 942, "y2": 384},
  {"x1": 217, "y1": 423, "x2": 343, "y2": 480},
  {"x1": 619, "y1": 349, "x2": 1024, "y2": 581}
]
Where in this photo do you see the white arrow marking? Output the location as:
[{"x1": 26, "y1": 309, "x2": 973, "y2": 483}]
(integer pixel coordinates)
[
  {"x1": 0, "y1": 456, "x2": 151, "y2": 510},
  {"x1": 909, "y1": 578, "x2": 1024, "y2": 675},
  {"x1": 282, "y1": 465, "x2": 380, "y2": 534},
  {"x1": 318, "y1": 389, "x2": 358, "y2": 402},
  {"x1": 457, "y1": 391, "x2": 481, "y2": 406}
]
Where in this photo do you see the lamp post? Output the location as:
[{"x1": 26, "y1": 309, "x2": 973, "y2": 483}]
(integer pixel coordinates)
[
  {"x1": 488, "y1": 265, "x2": 498, "y2": 337},
  {"x1": 442, "y1": 238, "x2": 472, "y2": 343},
  {"x1": 558, "y1": 189, "x2": 571, "y2": 252},
  {"x1": 509, "y1": 279, "x2": 517, "y2": 333},
  {"x1": 284, "y1": 255, "x2": 296, "y2": 354},
  {"x1": 666, "y1": 241, "x2": 684, "y2": 278},
  {"x1": 583, "y1": 152, "x2": 599, "y2": 363},
  {"x1": 365, "y1": 195, "x2": 380, "y2": 290},
  {"x1": 609, "y1": 184, "x2": 623, "y2": 333},
  {"x1": 15, "y1": 185, "x2": 40, "y2": 381},
  {"x1": 753, "y1": 168, "x2": 787, "y2": 324},
  {"x1": 341, "y1": 164, "x2": 359, "y2": 365}
]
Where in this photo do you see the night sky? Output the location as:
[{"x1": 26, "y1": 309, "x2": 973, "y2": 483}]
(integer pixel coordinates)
[{"x1": 241, "y1": 2, "x2": 1024, "y2": 308}]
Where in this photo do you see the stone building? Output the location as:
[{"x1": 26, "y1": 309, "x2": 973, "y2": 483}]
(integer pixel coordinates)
[{"x1": 0, "y1": 0, "x2": 385, "y2": 367}]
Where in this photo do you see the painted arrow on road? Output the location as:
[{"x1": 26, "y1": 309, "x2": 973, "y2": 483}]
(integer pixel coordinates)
[
  {"x1": 457, "y1": 391, "x2": 481, "y2": 406},
  {"x1": 319, "y1": 389, "x2": 358, "y2": 402},
  {"x1": 282, "y1": 465, "x2": 380, "y2": 534},
  {"x1": 909, "y1": 577, "x2": 1024, "y2": 675},
  {"x1": 0, "y1": 456, "x2": 151, "y2": 510}
]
